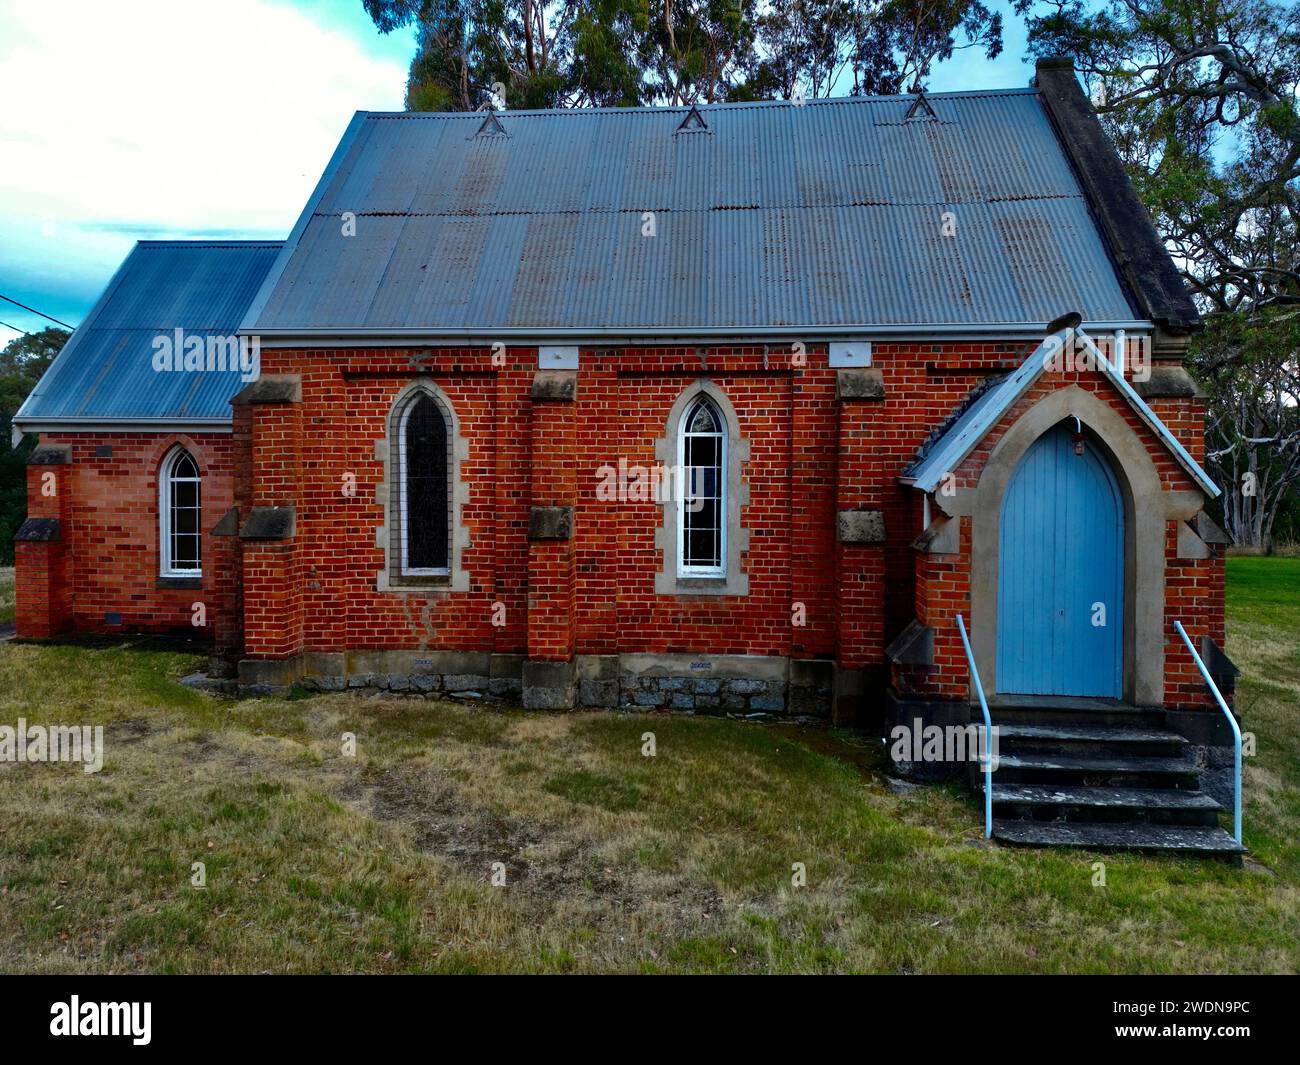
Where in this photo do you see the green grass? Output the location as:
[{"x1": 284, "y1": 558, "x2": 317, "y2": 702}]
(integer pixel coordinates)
[
  {"x1": 0, "y1": 564, "x2": 1297, "y2": 973},
  {"x1": 543, "y1": 769, "x2": 642, "y2": 812},
  {"x1": 1223, "y1": 556, "x2": 1300, "y2": 882},
  {"x1": 0, "y1": 567, "x2": 13, "y2": 626}
]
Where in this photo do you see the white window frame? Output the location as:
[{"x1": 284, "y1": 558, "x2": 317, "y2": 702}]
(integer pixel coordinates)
[
  {"x1": 159, "y1": 446, "x2": 202, "y2": 578},
  {"x1": 396, "y1": 392, "x2": 452, "y2": 579},
  {"x1": 676, "y1": 396, "x2": 727, "y2": 579}
]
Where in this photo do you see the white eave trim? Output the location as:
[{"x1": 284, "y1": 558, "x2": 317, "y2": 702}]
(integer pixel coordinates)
[
  {"x1": 241, "y1": 320, "x2": 1154, "y2": 348},
  {"x1": 13, "y1": 418, "x2": 232, "y2": 447}
]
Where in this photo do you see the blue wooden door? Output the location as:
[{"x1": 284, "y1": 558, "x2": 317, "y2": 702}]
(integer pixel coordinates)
[{"x1": 997, "y1": 424, "x2": 1124, "y2": 697}]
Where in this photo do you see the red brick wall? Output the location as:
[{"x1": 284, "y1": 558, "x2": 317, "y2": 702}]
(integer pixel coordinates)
[
  {"x1": 235, "y1": 341, "x2": 1042, "y2": 665},
  {"x1": 528, "y1": 386, "x2": 577, "y2": 661},
  {"x1": 239, "y1": 397, "x2": 304, "y2": 660},
  {"x1": 18, "y1": 432, "x2": 234, "y2": 638},
  {"x1": 15, "y1": 458, "x2": 72, "y2": 638},
  {"x1": 242, "y1": 352, "x2": 512, "y2": 655},
  {"x1": 608, "y1": 358, "x2": 797, "y2": 656},
  {"x1": 16, "y1": 339, "x2": 1221, "y2": 714}
]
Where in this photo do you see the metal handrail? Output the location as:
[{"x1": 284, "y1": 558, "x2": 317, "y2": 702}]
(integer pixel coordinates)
[
  {"x1": 1173, "y1": 621, "x2": 1243, "y2": 844},
  {"x1": 955, "y1": 614, "x2": 993, "y2": 838}
]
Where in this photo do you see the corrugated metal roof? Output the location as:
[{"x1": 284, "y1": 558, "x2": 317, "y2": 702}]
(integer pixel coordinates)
[
  {"x1": 246, "y1": 90, "x2": 1140, "y2": 336},
  {"x1": 17, "y1": 241, "x2": 281, "y2": 424}
]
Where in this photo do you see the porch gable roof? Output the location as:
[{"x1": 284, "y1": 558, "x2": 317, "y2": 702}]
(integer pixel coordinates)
[{"x1": 901, "y1": 326, "x2": 1220, "y2": 498}]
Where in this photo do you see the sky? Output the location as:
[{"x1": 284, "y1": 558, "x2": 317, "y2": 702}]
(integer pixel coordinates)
[{"x1": 0, "y1": 0, "x2": 1032, "y2": 341}]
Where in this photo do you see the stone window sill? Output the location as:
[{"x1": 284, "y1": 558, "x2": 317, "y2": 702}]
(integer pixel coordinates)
[
  {"x1": 387, "y1": 576, "x2": 452, "y2": 591},
  {"x1": 658, "y1": 575, "x2": 748, "y2": 597},
  {"x1": 156, "y1": 576, "x2": 203, "y2": 590}
]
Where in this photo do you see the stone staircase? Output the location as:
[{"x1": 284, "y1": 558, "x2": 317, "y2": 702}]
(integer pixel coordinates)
[{"x1": 970, "y1": 706, "x2": 1244, "y2": 858}]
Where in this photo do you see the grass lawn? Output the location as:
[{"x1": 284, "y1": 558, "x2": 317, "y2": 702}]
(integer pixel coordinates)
[
  {"x1": 0, "y1": 561, "x2": 1297, "y2": 974},
  {"x1": 0, "y1": 566, "x2": 13, "y2": 627}
]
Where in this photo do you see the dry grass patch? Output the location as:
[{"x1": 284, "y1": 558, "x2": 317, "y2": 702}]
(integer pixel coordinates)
[{"x1": 1, "y1": 598, "x2": 1299, "y2": 974}]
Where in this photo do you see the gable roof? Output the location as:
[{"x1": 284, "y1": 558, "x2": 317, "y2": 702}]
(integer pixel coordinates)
[
  {"x1": 902, "y1": 327, "x2": 1220, "y2": 497},
  {"x1": 242, "y1": 89, "x2": 1144, "y2": 339},
  {"x1": 15, "y1": 241, "x2": 281, "y2": 428},
  {"x1": 1034, "y1": 61, "x2": 1200, "y2": 333}
]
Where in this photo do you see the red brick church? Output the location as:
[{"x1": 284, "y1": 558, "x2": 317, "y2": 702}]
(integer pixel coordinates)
[{"x1": 14, "y1": 60, "x2": 1241, "y2": 853}]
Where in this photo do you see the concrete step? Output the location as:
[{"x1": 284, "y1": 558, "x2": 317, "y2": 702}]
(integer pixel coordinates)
[
  {"x1": 992, "y1": 783, "x2": 1220, "y2": 810},
  {"x1": 995, "y1": 724, "x2": 1187, "y2": 746},
  {"x1": 991, "y1": 783, "x2": 1223, "y2": 826},
  {"x1": 995, "y1": 752, "x2": 1197, "y2": 780},
  {"x1": 980, "y1": 700, "x2": 1166, "y2": 729},
  {"x1": 992, "y1": 819, "x2": 1245, "y2": 857},
  {"x1": 994, "y1": 723, "x2": 1190, "y2": 760}
]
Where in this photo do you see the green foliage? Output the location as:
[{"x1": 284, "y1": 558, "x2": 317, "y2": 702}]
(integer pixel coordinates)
[
  {"x1": 0, "y1": 328, "x2": 67, "y2": 565},
  {"x1": 363, "y1": 0, "x2": 1005, "y2": 109},
  {"x1": 1019, "y1": 0, "x2": 1300, "y2": 540},
  {"x1": 1018, "y1": 0, "x2": 1300, "y2": 313},
  {"x1": 1190, "y1": 308, "x2": 1300, "y2": 547}
]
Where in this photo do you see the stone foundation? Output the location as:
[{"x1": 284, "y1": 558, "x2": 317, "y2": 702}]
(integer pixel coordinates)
[
  {"x1": 236, "y1": 649, "x2": 836, "y2": 716},
  {"x1": 883, "y1": 688, "x2": 971, "y2": 781},
  {"x1": 1165, "y1": 707, "x2": 1243, "y2": 811}
]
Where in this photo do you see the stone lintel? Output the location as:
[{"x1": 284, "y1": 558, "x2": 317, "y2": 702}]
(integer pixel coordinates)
[
  {"x1": 885, "y1": 620, "x2": 934, "y2": 666},
  {"x1": 1131, "y1": 366, "x2": 1206, "y2": 399},
  {"x1": 14, "y1": 517, "x2": 61, "y2": 542},
  {"x1": 835, "y1": 368, "x2": 885, "y2": 400},
  {"x1": 1192, "y1": 510, "x2": 1230, "y2": 545},
  {"x1": 28, "y1": 443, "x2": 71, "y2": 465},
  {"x1": 211, "y1": 506, "x2": 240, "y2": 537}
]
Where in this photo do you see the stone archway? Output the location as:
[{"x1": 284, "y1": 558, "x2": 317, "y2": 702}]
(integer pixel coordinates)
[{"x1": 966, "y1": 386, "x2": 1198, "y2": 706}]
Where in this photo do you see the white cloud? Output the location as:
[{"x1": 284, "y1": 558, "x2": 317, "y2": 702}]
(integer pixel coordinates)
[{"x1": 0, "y1": 0, "x2": 407, "y2": 326}]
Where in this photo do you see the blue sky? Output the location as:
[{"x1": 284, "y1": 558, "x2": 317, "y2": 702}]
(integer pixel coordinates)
[{"x1": 0, "y1": 0, "x2": 1032, "y2": 341}]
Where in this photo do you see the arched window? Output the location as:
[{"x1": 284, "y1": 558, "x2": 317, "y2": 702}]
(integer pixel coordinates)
[
  {"x1": 655, "y1": 381, "x2": 749, "y2": 597},
  {"x1": 396, "y1": 391, "x2": 451, "y2": 575},
  {"x1": 160, "y1": 447, "x2": 201, "y2": 577},
  {"x1": 678, "y1": 395, "x2": 726, "y2": 577}
]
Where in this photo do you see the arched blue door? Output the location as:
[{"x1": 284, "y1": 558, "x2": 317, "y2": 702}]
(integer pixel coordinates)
[{"x1": 997, "y1": 424, "x2": 1124, "y2": 698}]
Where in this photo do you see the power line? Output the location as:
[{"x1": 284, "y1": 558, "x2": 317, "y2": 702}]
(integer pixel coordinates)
[
  {"x1": 0, "y1": 319, "x2": 30, "y2": 336},
  {"x1": 0, "y1": 292, "x2": 75, "y2": 329}
]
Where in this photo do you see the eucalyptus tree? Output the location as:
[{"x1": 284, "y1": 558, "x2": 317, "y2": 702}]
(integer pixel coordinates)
[{"x1": 1018, "y1": 0, "x2": 1300, "y2": 545}]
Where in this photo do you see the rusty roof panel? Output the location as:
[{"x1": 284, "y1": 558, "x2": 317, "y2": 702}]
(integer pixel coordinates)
[{"x1": 247, "y1": 90, "x2": 1140, "y2": 334}]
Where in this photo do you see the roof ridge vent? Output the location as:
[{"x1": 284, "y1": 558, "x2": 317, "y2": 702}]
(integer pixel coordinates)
[
  {"x1": 474, "y1": 110, "x2": 508, "y2": 138},
  {"x1": 676, "y1": 104, "x2": 710, "y2": 134},
  {"x1": 905, "y1": 93, "x2": 936, "y2": 120}
]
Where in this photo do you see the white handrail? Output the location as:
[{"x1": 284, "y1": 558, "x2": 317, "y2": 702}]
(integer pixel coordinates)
[
  {"x1": 1173, "y1": 621, "x2": 1242, "y2": 844},
  {"x1": 955, "y1": 614, "x2": 993, "y2": 838}
]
